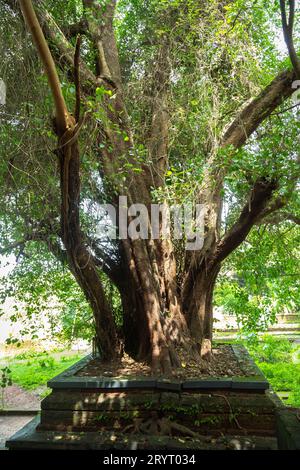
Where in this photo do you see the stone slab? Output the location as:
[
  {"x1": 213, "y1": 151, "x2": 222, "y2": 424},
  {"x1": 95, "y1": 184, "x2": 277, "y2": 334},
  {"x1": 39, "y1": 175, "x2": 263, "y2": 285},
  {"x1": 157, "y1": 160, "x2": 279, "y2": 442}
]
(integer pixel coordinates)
[
  {"x1": 48, "y1": 377, "x2": 157, "y2": 390},
  {"x1": 182, "y1": 378, "x2": 232, "y2": 390},
  {"x1": 6, "y1": 416, "x2": 278, "y2": 450},
  {"x1": 156, "y1": 380, "x2": 182, "y2": 392},
  {"x1": 231, "y1": 376, "x2": 269, "y2": 391},
  {"x1": 276, "y1": 409, "x2": 300, "y2": 450}
]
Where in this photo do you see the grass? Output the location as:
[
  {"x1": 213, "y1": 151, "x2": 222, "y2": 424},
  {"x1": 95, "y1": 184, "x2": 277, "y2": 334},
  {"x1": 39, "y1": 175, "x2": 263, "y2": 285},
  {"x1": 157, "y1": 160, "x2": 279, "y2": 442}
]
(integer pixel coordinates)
[
  {"x1": 1, "y1": 350, "x2": 83, "y2": 391},
  {"x1": 241, "y1": 335, "x2": 300, "y2": 408}
]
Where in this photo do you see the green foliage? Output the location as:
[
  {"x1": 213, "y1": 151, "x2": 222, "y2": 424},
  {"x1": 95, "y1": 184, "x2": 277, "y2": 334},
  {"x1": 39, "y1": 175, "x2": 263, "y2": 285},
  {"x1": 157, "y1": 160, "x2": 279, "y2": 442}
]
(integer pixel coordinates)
[
  {"x1": 246, "y1": 335, "x2": 294, "y2": 363},
  {"x1": 4, "y1": 352, "x2": 83, "y2": 390},
  {"x1": 0, "y1": 245, "x2": 95, "y2": 345},
  {"x1": 215, "y1": 224, "x2": 300, "y2": 335},
  {"x1": 13, "y1": 350, "x2": 53, "y2": 361},
  {"x1": 0, "y1": 239, "x2": 123, "y2": 345},
  {"x1": 259, "y1": 362, "x2": 300, "y2": 407},
  {"x1": 115, "y1": 0, "x2": 290, "y2": 207},
  {"x1": 243, "y1": 336, "x2": 300, "y2": 408}
]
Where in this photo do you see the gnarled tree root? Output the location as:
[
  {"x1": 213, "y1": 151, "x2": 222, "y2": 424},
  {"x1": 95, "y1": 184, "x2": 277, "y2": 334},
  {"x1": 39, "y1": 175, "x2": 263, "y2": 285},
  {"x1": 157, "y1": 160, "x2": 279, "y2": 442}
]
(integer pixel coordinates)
[{"x1": 123, "y1": 412, "x2": 201, "y2": 439}]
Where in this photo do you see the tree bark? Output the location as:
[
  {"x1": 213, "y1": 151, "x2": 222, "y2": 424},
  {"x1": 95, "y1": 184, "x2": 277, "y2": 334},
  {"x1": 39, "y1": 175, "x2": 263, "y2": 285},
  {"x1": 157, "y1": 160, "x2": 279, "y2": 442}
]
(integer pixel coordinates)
[{"x1": 58, "y1": 135, "x2": 118, "y2": 360}]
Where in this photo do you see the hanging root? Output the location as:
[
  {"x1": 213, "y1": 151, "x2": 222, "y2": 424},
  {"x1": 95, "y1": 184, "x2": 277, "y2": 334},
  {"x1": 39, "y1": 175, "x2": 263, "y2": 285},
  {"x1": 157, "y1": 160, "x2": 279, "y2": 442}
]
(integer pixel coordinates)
[{"x1": 215, "y1": 394, "x2": 245, "y2": 431}]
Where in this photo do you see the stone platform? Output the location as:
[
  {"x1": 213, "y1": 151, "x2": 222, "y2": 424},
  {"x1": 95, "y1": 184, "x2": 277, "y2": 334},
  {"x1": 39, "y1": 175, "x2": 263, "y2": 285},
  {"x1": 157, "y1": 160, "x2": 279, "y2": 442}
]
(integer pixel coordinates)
[{"x1": 6, "y1": 344, "x2": 297, "y2": 450}]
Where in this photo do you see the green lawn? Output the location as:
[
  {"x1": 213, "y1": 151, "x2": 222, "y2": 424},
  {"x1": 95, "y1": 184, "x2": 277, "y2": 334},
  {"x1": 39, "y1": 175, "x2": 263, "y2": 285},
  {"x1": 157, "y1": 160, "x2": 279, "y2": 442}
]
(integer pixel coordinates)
[
  {"x1": 242, "y1": 335, "x2": 300, "y2": 408},
  {"x1": 1, "y1": 350, "x2": 83, "y2": 392}
]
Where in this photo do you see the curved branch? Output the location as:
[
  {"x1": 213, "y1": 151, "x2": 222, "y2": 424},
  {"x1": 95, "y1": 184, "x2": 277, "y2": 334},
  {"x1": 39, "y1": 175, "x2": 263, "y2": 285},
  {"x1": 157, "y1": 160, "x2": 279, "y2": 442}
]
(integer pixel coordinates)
[
  {"x1": 19, "y1": 0, "x2": 69, "y2": 132},
  {"x1": 221, "y1": 69, "x2": 296, "y2": 148},
  {"x1": 213, "y1": 178, "x2": 278, "y2": 264}
]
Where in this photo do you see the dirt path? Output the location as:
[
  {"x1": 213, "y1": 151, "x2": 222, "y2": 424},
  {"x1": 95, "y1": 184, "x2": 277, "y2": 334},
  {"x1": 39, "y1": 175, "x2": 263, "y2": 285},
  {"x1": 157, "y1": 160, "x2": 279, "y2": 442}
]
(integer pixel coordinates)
[
  {"x1": 1, "y1": 385, "x2": 40, "y2": 450},
  {"x1": 3, "y1": 384, "x2": 40, "y2": 411},
  {"x1": 0, "y1": 415, "x2": 36, "y2": 450}
]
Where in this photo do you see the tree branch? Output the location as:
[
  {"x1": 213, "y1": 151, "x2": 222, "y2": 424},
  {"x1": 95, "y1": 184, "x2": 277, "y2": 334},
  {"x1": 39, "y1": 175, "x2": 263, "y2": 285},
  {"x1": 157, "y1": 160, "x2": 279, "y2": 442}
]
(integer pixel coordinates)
[
  {"x1": 213, "y1": 178, "x2": 278, "y2": 263},
  {"x1": 63, "y1": 18, "x2": 88, "y2": 39},
  {"x1": 146, "y1": 40, "x2": 171, "y2": 187},
  {"x1": 5, "y1": 0, "x2": 97, "y2": 94},
  {"x1": 19, "y1": 0, "x2": 70, "y2": 132},
  {"x1": 280, "y1": 0, "x2": 300, "y2": 79},
  {"x1": 0, "y1": 230, "x2": 67, "y2": 266},
  {"x1": 83, "y1": 0, "x2": 122, "y2": 84},
  {"x1": 221, "y1": 69, "x2": 296, "y2": 148},
  {"x1": 39, "y1": 5, "x2": 96, "y2": 89},
  {"x1": 257, "y1": 210, "x2": 300, "y2": 226},
  {"x1": 74, "y1": 35, "x2": 82, "y2": 122},
  {"x1": 256, "y1": 196, "x2": 287, "y2": 221},
  {"x1": 284, "y1": 212, "x2": 300, "y2": 225},
  {"x1": 0, "y1": 237, "x2": 38, "y2": 256}
]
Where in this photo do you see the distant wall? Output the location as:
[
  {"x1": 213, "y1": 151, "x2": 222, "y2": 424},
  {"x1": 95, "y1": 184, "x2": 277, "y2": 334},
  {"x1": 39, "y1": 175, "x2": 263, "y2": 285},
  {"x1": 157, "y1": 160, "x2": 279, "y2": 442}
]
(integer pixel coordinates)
[{"x1": 214, "y1": 307, "x2": 300, "y2": 332}]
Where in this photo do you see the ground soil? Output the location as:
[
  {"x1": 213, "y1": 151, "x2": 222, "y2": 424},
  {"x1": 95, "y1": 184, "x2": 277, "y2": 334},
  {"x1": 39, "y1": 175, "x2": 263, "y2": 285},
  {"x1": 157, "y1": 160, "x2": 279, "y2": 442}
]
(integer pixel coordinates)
[
  {"x1": 77, "y1": 344, "x2": 249, "y2": 379},
  {"x1": 0, "y1": 415, "x2": 36, "y2": 450},
  {"x1": 2, "y1": 385, "x2": 41, "y2": 411}
]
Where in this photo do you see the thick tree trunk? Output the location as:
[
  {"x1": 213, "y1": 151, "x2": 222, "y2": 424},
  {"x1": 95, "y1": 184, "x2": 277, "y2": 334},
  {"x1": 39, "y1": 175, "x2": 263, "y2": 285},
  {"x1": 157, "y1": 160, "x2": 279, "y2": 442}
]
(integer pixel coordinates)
[{"x1": 111, "y1": 233, "x2": 201, "y2": 374}]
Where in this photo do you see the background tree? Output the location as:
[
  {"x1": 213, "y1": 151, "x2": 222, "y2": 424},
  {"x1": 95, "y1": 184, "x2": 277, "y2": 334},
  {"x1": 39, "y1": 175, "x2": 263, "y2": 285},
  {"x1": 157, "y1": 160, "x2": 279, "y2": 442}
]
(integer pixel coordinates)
[
  {"x1": 0, "y1": 0, "x2": 299, "y2": 373},
  {"x1": 215, "y1": 220, "x2": 300, "y2": 335}
]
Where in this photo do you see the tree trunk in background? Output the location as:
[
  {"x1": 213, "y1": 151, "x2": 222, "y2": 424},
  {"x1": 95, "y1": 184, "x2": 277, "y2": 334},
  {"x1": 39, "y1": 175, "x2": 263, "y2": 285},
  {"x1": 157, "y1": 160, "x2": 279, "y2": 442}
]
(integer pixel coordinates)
[
  {"x1": 118, "y1": 274, "x2": 150, "y2": 359},
  {"x1": 183, "y1": 263, "x2": 221, "y2": 360}
]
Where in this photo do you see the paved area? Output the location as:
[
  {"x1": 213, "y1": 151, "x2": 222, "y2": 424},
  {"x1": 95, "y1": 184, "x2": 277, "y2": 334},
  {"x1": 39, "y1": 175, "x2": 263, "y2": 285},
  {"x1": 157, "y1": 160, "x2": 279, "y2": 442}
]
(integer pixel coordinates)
[{"x1": 0, "y1": 415, "x2": 36, "y2": 450}]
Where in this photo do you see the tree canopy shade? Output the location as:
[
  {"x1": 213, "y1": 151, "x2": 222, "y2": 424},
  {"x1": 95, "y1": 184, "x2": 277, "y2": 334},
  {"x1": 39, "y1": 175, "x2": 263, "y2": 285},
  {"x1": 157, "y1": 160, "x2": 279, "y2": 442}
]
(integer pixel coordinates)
[{"x1": 0, "y1": 0, "x2": 299, "y2": 373}]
